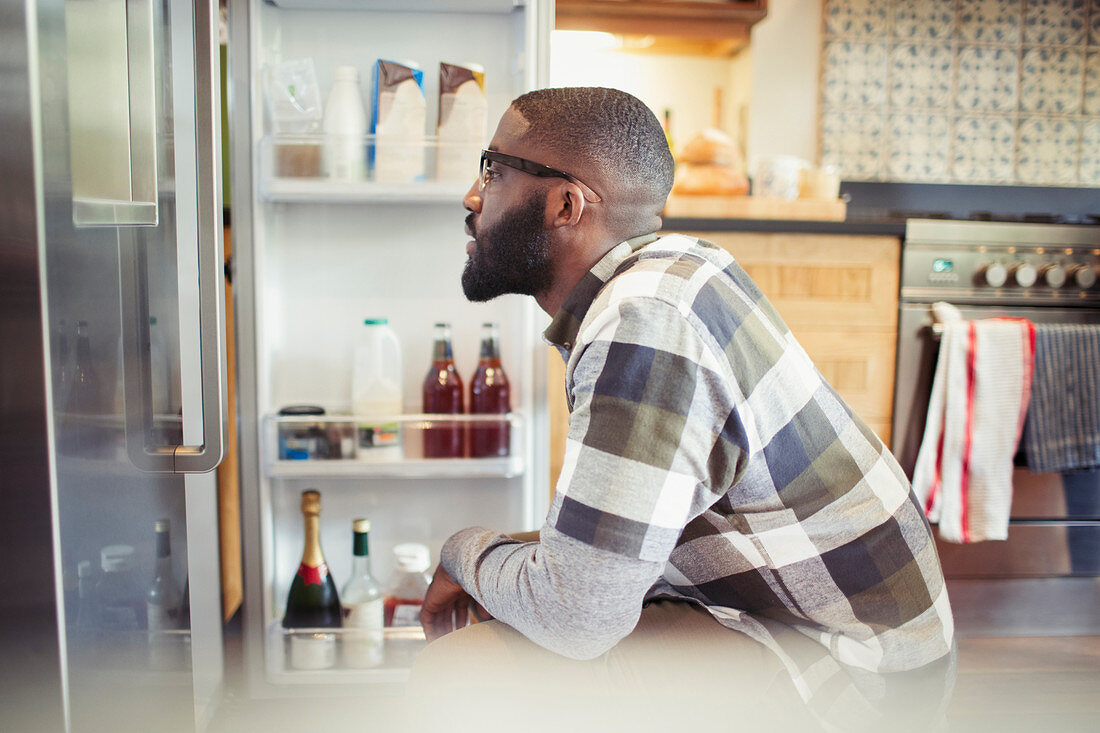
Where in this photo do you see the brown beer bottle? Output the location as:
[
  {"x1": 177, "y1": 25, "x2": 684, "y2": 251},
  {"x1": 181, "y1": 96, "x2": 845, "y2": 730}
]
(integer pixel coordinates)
[
  {"x1": 469, "y1": 322, "x2": 511, "y2": 457},
  {"x1": 422, "y1": 323, "x2": 465, "y2": 458}
]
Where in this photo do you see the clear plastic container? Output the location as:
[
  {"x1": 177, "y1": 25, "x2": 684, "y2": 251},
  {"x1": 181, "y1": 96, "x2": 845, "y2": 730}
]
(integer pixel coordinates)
[
  {"x1": 752, "y1": 156, "x2": 809, "y2": 200},
  {"x1": 351, "y1": 318, "x2": 403, "y2": 461}
]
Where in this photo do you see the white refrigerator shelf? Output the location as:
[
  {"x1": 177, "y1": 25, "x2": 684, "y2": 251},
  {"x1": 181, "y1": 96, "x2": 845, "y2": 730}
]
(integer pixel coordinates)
[
  {"x1": 265, "y1": 454, "x2": 525, "y2": 479},
  {"x1": 262, "y1": 412, "x2": 526, "y2": 478},
  {"x1": 261, "y1": 177, "x2": 471, "y2": 204},
  {"x1": 264, "y1": 620, "x2": 424, "y2": 686}
]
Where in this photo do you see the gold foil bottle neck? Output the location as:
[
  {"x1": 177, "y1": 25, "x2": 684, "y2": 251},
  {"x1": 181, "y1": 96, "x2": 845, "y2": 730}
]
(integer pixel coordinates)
[{"x1": 301, "y1": 489, "x2": 321, "y2": 516}]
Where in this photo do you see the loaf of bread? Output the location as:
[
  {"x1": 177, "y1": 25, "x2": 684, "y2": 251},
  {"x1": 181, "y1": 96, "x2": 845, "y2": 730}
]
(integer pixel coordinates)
[
  {"x1": 672, "y1": 127, "x2": 747, "y2": 195},
  {"x1": 672, "y1": 163, "x2": 749, "y2": 196},
  {"x1": 677, "y1": 128, "x2": 739, "y2": 167}
]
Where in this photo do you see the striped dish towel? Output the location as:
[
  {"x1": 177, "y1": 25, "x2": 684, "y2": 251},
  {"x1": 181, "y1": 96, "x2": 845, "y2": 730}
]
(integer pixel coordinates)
[
  {"x1": 1023, "y1": 324, "x2": 1100, "y2": 474},
  {"x1": 912, "y1": 303, "x2": 1036, "y2": 543}
]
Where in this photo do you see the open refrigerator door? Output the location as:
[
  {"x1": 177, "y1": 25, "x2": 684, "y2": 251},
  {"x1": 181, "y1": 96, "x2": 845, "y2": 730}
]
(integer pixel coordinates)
[{"x1": 229, "y1": 0, "x2": 552, "y2": 698}]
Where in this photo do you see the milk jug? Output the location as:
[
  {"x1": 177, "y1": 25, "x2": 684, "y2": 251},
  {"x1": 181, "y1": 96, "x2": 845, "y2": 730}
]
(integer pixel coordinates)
[{"x1": 351, "y1": 319, "x2": 403, "y2": 461}]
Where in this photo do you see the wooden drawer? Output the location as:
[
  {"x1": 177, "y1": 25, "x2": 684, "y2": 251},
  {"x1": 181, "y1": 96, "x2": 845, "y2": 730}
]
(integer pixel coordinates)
[{"x1": 689, "y1": 232, "x2": 900, "y2": 331}]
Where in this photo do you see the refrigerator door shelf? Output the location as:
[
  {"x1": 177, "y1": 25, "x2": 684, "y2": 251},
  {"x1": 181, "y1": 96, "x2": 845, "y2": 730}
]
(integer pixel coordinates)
[
  {"x1": 263, "y1": 412, "x2": 526, "y2": 478},
  {"x1": 266, "y1": 455, "x2": 524, "y2": 479},
  {"x1": 259, "y1": 134, "x2": 482, "y2": 203},
  {"x1": 264, "y1": 620, "x2": 424, "y2": 686}
]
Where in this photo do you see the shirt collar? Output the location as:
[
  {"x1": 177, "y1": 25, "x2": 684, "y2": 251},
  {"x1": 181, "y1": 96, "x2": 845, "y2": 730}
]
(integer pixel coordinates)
[{"x1": 543, "y1": 232, "x2": 661, "y2": 351}]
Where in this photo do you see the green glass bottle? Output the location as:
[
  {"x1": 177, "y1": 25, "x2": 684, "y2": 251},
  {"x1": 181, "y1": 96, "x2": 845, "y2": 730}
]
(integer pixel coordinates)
[{"x1": 284, "y1": 489, "x2": 342, "y2": 669}]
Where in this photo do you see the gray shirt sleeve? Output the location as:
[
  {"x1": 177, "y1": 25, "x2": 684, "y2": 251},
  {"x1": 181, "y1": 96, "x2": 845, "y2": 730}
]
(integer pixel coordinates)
[{"x1": 440, "y1": 522, "x2": 664, "y2": 660}]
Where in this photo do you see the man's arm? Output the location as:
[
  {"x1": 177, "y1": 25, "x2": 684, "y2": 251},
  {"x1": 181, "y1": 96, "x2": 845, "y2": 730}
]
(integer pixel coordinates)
[{"x1": 419, "y1": 530, "x2": 539, "y2": 639}]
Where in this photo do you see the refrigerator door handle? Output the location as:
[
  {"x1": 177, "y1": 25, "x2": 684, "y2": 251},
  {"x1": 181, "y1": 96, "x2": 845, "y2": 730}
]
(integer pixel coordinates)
[
  {"x1": 120, "y1": 0, "x2": 227, "y2": 474},
  {"x1": 70, "y1": 0, "x2": 159, "y2": 227}
]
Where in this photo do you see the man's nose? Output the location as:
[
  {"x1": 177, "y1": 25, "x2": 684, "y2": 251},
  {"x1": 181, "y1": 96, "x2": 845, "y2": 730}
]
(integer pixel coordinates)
[{"x1": 463, "y1": 180, "x2": 481, "y2": 213}]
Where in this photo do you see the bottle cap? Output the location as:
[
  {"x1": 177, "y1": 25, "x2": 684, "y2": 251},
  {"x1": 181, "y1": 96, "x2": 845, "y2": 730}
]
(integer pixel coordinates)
[
  {"x1": 301, "y1": 489, "x2": 321, "y2": 515},
  {"x1": 154, "y1": 518, "x2": 170, "y2": 533},
  {"x1": 100, "y1": 545, "x2": 135, "y2": 572},
  {"x1": 363, "y1": 318, "x2": 388, "y2": 326},
  {"x1": 393, "y1": 542, "x2": 430, "y2": 573},
  {"x1": 77, "y1": 560, "x2": 92, "y2": 578},
  {"x1": 334, "y1": 65, "x2": 359, "y2": 82},
  {"x1": 352, "y1": 518, "x2": 371, "y2": 533}
]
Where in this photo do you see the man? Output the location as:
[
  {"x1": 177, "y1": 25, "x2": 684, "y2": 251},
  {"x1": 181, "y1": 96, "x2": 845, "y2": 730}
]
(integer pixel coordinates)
[{"x1": 417, "y1": 87, "x2": 954, "y2": 727}]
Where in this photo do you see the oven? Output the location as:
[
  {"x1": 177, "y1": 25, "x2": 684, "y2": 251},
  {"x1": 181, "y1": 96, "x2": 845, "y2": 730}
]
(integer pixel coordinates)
[{"x1": 891, "y1": 219, "x2": 1100, "y2": 635}]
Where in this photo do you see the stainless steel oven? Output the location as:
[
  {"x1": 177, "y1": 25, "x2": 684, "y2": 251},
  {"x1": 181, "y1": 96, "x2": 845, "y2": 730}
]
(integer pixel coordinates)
[{"x1": 892, "y1": 219, "x2": 1100, "y2": 635}]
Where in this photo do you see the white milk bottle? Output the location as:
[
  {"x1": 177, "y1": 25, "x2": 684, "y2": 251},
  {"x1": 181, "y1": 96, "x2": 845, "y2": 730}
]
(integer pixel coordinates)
[
  {"x1": 322, "y1": 65, "x2": 367, "y2": 180},
  {"x1": 351, "y1": 318, "x2": 403, "y2": 461}
]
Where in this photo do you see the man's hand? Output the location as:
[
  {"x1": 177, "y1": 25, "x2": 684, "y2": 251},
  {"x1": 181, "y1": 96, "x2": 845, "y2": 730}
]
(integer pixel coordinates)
[{"x1": 419, "y1": 563, "x2": 492, "y2": 642}]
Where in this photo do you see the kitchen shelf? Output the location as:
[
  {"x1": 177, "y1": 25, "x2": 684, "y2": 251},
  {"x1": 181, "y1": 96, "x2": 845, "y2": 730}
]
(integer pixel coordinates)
[
  {"x1": 258, "y1": 134, "x2": 479, "y2": 204},
  {"x1": 262, "y1": 412, "x2": 525, "y2": 479},
  {"x1": 265, "y1": 621, "x2": 424, "y2": 686},
  {"x1": 262, "y1": 178, "x2": 470, "y2": 204}
]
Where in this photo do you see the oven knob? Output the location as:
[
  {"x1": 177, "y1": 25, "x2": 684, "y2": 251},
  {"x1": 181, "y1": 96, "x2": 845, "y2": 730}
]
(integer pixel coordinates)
[
  {"x1": 1040, "y1": 263, "x2": 1067, "y2": 288},
  {"x1": 1010, "y1": 262, "x2": 1037, "y2": 288},
  {"x1": 1070, "y1": 264, "x2": 1097, "y2": 289},
  {"x1": 981, "y1": 262, "x2": 1008, "y2": 288}
]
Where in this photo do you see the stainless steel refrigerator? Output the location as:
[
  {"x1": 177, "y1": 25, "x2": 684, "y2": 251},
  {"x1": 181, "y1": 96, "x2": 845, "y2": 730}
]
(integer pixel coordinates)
[
  {"x1": 1, "y1": 0, "x2": 227, "y2": 729},
  {"x1": 3, "y1": 0, "x2": 552, "y2": 727}
]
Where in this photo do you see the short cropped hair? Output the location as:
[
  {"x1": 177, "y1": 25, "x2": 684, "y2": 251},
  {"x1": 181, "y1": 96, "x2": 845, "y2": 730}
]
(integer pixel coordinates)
[{"x1": 510, "y1": 87, "x2": 674, "y2": 207}]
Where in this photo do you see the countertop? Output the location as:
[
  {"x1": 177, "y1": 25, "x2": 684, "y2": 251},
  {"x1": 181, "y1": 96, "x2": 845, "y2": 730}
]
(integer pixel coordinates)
[{"x1": 661, "y1": 216, "x2": 908, "y2": 237}]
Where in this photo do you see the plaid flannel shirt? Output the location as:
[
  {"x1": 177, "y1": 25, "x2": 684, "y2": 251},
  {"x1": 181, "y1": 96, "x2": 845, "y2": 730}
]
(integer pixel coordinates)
[{"x1": 442, "y1": 233, "x2": 954, "y2": 717}]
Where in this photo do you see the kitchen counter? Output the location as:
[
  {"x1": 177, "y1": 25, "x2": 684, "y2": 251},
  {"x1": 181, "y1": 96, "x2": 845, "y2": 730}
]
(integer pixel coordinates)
[{"x1": 661, "y1": 216, "x2": 907, "y2": 237}]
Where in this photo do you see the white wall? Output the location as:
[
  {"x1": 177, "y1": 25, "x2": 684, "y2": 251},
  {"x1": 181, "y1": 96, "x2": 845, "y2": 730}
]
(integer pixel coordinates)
[
  {"x1": 549, "y1": 34, "x2": 750, "y2": 170},
  {"x1": 548, "y1": 1, "x2": 826, "y2": 173},
  {"x1": 746, "y1": 0, "x2": 823, "y2": 169}
]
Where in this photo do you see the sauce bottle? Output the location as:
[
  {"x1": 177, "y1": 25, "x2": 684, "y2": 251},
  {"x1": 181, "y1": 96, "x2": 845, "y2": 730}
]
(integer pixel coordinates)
[
  {"x1": 421, "y1": 322, "x2": 465, "y2": 458},
  {"x1": 383, "y1": 543, "x2": 431, "y2": 627},
  {"x1": 469, "y1": 322, "x2": 511, "y2": 457}
]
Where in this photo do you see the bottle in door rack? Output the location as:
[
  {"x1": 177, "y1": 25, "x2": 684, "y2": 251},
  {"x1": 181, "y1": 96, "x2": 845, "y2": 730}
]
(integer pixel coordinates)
[
  {"x1": 146, "y1": 519, "x2": 180, "y2": 632},
  {"x1": 284, "y1": 490, "x2": 342, "y2": 670},
  {"x1": 322, "y1": 65, "x2": 367, "y2": 181},
  {"x1": 469, "y1": 322, "x2": 511, "y2": 458},
  {"x1": 351, "y1": 318, "x2": 403, "y2": 461},
  {"x1": 422, "y1": 322, "x2": 465, "y2": 458},
  {"x1": 341, "y1": 519, "x2": 384, "y2": 669}
]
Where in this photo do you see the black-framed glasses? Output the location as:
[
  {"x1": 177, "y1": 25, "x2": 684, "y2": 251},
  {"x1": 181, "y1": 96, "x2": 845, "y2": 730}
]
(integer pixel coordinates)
[{"x1": 479, "y1": 149, "x2": 602, "y2": 203}]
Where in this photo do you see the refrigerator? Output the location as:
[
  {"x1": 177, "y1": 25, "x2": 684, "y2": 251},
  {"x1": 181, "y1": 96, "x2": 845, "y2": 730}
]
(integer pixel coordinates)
[
  {"x1": 2, "y1": 0, "x2": 227, "y2": 731},
  {"x1": 3, "y1": 0, "x2": 553, "y2": 728},
  {"x1": 228, "y1": 0, "x2": 552, "y2": 699}
]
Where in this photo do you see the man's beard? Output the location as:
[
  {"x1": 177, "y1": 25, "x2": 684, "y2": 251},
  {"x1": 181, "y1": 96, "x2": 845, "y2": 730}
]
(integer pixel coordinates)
[{"x1": 461, "y1": 190, "x2": 553, "y2": 302}]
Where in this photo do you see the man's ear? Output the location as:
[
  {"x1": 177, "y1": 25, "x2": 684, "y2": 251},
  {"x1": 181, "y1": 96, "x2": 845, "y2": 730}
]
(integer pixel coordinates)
[{"x1": 549, "y1": 182, "x2": 586, "y2": 229}]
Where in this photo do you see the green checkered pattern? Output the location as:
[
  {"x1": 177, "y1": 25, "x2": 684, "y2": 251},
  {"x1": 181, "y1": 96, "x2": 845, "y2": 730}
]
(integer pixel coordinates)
[{"x1": 543, "y1": 233, "x2": 955, "y2": 700}]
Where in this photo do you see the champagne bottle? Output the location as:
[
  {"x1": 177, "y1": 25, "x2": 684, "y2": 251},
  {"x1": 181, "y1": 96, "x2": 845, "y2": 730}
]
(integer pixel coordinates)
[
  {"x1": 284, "y1": 490, "x2": 341, "y2": 669},
  {"x1": 340, "y1": 518, "x2": 384, "y2": 668},
  {"x1": 146, "y1": 519, "x2": 181, "y2": 631}
]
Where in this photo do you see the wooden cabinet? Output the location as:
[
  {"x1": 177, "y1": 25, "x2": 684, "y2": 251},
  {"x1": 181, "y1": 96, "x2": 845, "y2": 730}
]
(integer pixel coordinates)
[
  {"x1": 692, "y1": 232, "x2": 901, "y2": 443},
  {"x1": 547, "y1": 231, "x2": 901, "y2": 493},
  {"x1": 556, "y1": 0, "x2": 767, "y2": 54}
]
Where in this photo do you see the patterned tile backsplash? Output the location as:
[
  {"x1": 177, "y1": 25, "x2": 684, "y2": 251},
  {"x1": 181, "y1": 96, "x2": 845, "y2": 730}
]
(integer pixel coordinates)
[{"x1": 820, "y1": 0, "x2": 1100, "y2": 186}]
